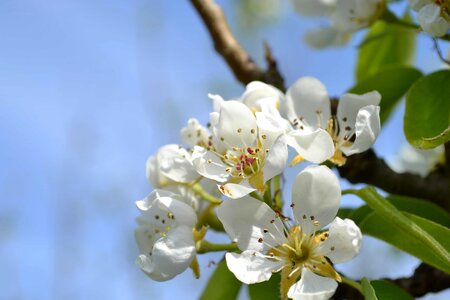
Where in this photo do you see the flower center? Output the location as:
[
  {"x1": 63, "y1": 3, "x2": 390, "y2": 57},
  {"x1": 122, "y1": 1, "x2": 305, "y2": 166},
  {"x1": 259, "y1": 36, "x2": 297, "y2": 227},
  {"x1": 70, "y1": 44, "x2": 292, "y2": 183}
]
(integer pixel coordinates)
[
  {"x1": 223, "y1": 146, "x2": 263, "y2": 178},
  {"x1": 326, "y1": 116, "x2": 354, "y2": 166}
]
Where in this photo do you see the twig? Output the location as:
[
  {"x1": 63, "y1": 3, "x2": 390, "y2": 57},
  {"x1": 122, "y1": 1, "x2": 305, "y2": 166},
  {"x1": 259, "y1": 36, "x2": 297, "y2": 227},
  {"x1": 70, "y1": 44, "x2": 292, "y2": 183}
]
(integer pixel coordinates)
[
  {"x1": 338, "y1": 149, "x2": 450, "y2": 212},
  {"x1": 334, "y1": 264, "x2": 450, "y2": 299},
  {"x1": 432, "y1": 38, "x2": 450, "y2": 66},
  {"x1": 190, "y1": 0, "x2": 285, "y2": 90}
]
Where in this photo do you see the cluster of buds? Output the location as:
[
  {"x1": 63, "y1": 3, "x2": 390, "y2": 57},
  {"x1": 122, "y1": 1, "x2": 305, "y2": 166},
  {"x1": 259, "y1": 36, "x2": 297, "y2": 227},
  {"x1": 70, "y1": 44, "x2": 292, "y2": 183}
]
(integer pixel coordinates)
[{"x1": 135, "y1": 78, "x2": 381, "y2": 299}]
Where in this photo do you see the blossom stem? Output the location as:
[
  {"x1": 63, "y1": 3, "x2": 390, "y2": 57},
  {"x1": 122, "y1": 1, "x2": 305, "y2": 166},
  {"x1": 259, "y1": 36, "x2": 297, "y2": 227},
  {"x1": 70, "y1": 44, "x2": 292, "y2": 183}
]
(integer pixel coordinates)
[
  {"x1": 196, "y1": 240, "x2": 239, "y2": 254},
  {"x1": 250, "y1": 191, "x2": 264, "y2": 201},
  {"x1": 196, "y1": 204, "x2": 224, "y2": 231},
  {"x1": 273, "y1": 175, "x2": 283, "y2": 210},
  {"x1": 263, "y1": 180, "x2": 273, "y2": 208},
  {"x1": 341, "y1": 276, "x2": 363, "y2": 294},
  {"x1": 189, "y1": 184, "x2": 222, "y2": 205}
]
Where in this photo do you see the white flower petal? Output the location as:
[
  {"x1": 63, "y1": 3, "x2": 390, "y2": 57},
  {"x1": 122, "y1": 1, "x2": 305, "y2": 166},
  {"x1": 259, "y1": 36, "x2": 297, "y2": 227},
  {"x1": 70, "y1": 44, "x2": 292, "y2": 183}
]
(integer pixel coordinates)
[
  {"x1": 241, "y1": 81, "x2": 284, "y2": 112},
  {"x1": 336, "y1": 91, "x2": 381, "y2": 139},
  {"x1": 136, "y1": 190, "x2": 197, "y2": 227},
  {"x1": 288, "y1": 128, "x2": 334, "y2": 164},
  {"x1": 136, "y1": 189, "x2": 177, "y2": 212},
  {"x1": 263, "y1": 135, "x2": 288, "y2": 182},
  {"x1": 208, "y1": 93, "x2": 225, "y2": 112},
  {"x1": 409, "y1": 0, "x2": 432, "y2": 11},
  {"x1": 192, "y1": 146, "x2": 230, "y2": 182},
  {"x1": 136, "y1": 254, "x2": 174, "y2": 281},
  {"x1": 315, "y1": 217, "x2": 362, "y2": 264},
  {"x1": 217, "y1": 100, "x2": 258, "y2": 149},
  {"x1": 340, "y1": 105, "x2": 380, "y2": 156},
  {"x1": 292, "y1": 0, "x2": 336, "y2": 16},
  {"x1": 146, "y1": 155, "x2": 161, "y2": 187},
  {"x1": 331, "y1": 0, "x2": 381, "y2": 32},
  {"x1": 157, "y1": 144, "x2": 199, "y2": 183},
  {"x1": 418, "y1": 4, "x2": 450, "y2": 37},
  {"x1": 226, "y1": 251, "x2": 284, "y2": 284},
  {"x1": 151, "y1": 226, "x2": 196, "y2": 280},
  {"x1": 304, "y1": 27, "x2": 348, "y2": 48},
  {"x1": 256, "y1": 111, "x2": 289, "y2": 149},
  {"x1": 217, "y1": 196, "x2": 287, "y2": 252},
  {"x1": 291, "y1": 165, "x2": 341, "y2": 234},
  {"x1": 219, "y1": 180, "x2": 256, "y2": 199},
  {"x1": 180, "y1": 118, "x2": 210, "y2": 147},
  {"x1": 287, "y1": 268, "x2": 338, "y2": 300},
  {"x1": 286, "y1": 77, "x2": 331, "y2": 131}
]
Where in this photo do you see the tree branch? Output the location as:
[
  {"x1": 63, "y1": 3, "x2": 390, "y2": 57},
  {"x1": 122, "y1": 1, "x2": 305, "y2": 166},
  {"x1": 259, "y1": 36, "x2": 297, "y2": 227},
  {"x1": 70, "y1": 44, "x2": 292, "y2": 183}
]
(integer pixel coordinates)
[
  {"x1": 334, "y1": 264, "x2": 450, "y2": 299},
  {"x1": 338, "y1": 149, "x2": 450, "y2": 211},
  {"x1": 190, "y1": 0, "x2": 285, "y2": 90}
]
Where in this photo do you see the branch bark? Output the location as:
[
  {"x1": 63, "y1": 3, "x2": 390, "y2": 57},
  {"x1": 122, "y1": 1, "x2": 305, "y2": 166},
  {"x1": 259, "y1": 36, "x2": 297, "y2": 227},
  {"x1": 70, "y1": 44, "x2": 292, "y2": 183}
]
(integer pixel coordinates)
[
  {"x1": 334, "y1": 263, "x2": 450, "y2": 299},
  {"x1": 190, "y1": 0, "x2": 285, "y2": 90},
  {"x1": 338, "y1": 149, "x2": 450, "y2": 211}
]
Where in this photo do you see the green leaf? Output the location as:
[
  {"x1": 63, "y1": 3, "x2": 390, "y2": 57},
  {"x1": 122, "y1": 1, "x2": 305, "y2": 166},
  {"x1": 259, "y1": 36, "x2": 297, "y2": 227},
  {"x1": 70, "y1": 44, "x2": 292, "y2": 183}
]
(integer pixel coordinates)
[
  {"x1": 404, "y1": 70, "x2": 450, "y2": 149},
  {"x1": 337, "y1": 207, "x2": 355, "y2": 219},
  {"x1": 359, "y1": 212, "x2": 450, "y2": 274},
  {"x1": 361, "y1": 277, "x2": 378, "y2": 300},
  {"x1": 385, "y1": 195, "x2": 450, "y2": 227},
  {"x1": 356, "y1": 17, "x2": 416, "y2": 81},
  {"x1": 348, "y1": 66, "x2": 422, "y2": 123},
  {"x1": 200, "y1": 259, "x2": 242, "y2": 300},
  {"x1": 347, "y1": 194, "x2": 450, "y2": 228},
  {"x1": 370, "y1": 280, "x2": 413, "y2": 300},
  {"x1": 350, "y1": 187, "x2": 450, "y2": 274},
  {"x1": 248, "y1": 273, "x2": 281, "y2": 300}
]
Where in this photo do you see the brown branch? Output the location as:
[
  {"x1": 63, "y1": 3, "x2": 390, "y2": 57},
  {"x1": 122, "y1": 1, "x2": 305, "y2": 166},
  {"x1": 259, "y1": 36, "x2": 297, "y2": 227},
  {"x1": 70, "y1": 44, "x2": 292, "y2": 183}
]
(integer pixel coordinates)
[
  {"x1": 338, "y1": 149, "x2": 450, "y2": 211},
  {"x1": 190, "y1": 0, "x2": 285, "y2": 90},
  {"x1": 334, "y1": 264, "x2": 450, "y2": 299}
]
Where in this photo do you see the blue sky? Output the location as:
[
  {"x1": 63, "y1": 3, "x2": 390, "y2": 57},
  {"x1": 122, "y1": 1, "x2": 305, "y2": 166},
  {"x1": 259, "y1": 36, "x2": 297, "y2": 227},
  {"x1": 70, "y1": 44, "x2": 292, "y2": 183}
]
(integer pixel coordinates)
[{"x1": 0, "y1": 0, "x2": 448, "y2": 299}]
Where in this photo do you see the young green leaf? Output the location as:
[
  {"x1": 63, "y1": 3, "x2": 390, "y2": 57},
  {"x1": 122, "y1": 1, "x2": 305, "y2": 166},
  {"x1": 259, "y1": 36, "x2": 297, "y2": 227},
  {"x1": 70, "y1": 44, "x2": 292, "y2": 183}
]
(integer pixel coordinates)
[
  {"x1": 361, "y1": 277, "x2": 378, "y2": 300},
  {"x1": 349, "y1": 187, "x2": 450, "y2": 274},
  {"x1": 404, "y1": 70, "x2": 450, "y2": 149},
  {"x1": 346, "y1": 194, "x2": 450, "y2": 227},
  {"x1": 356, "y1": 18, "x2": 416, "y2": 81},
  {"x1": 199, "y1": 259, "x2": 242, "y2": 300},
  {"x1": 248, "y1": 273, "x2": 281, "y2": 300},
  {"x1": 370, "y1": 280, "x2": 413, "y2": 300},
  {"x1": 359, "y1": 212, "x2": 450, "y2": 274}
]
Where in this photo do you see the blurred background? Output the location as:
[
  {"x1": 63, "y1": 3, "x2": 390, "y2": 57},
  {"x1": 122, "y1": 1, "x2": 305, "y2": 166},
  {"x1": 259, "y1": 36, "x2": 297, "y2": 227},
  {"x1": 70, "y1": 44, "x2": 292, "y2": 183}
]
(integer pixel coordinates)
[{"x1": 0, "y1": 0, "x2": 448, "y2": 299}]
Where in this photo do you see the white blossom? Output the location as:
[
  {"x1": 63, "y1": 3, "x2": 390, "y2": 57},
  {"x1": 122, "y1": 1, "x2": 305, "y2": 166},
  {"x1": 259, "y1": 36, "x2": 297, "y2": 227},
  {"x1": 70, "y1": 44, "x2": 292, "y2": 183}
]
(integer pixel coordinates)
[
  {"x1": 292, "y1": 0, "x2": 384, "y2": 48},
  {"x1": 135, "y1": 190, "x2": 197, "y2": 281},
  {"x1": 286, "y1": 76, "x2": 381, "y2": 166},
  {"x1": 146, "y1": 144, "x2": 206, "y2": 208},
  {"x1": 191, "y1": 100, "x2": 288, "y2": 199},
  {"x1": 409, "y1": 0, "x2": 450, "y2": 37},
  {"x1": 217, "y1": 165, "x2": 362, "y2": 299}
]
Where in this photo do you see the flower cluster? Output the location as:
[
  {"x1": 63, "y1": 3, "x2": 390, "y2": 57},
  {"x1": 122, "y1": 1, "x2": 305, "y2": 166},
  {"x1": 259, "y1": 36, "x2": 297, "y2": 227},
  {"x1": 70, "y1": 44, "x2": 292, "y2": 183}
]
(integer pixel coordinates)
[
  {"x1": 135, "y1": 78, "x2": 381, "y2": 299},
  {"x1": 292, "y1": 0, "x2": 385, "y2": 48},
  {"x1": 409, "y1": 0, "x2": 450, "y2": 36}
]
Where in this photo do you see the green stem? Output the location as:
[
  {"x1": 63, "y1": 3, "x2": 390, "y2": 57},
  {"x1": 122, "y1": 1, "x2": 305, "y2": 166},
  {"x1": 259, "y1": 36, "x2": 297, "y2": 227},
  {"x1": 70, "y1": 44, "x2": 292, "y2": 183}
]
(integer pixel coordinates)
[
  {"x1": 349, "y1": 187, "x2": 450, "y2": 266},
  {"x1": 250, "y1": 191, "x2": 264, "y2": 201},
  {"x1": 189, "y1": 184, "x2": 222, "y2": 205},
  {"x1": 273, "y1": 175, "x2": 283, "y2": 210},
  {"x1": 263, "y1": 180, "x2": 273, "y2": 208},
  {"x1": 341, "y1": 276, "x2": 363, "y2": 294},
  {"x1": 196, "y1": 240, "x2": 239, "y2": 254}
]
